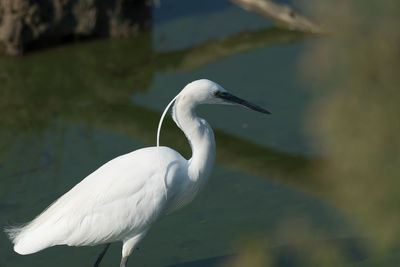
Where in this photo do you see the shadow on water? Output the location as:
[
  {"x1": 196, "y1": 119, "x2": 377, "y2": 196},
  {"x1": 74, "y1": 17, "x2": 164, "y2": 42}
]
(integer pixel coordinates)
[{"x1": 166, "y1": 255, "x2": 233, "y2": 267}]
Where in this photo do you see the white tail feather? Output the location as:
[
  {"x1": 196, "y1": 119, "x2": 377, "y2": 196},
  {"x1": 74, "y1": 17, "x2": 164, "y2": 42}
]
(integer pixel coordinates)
[
  {"x1": 4, "y1": 224, "x2": 25, "y2": 244},
  {"x1": 4, "y1": 223, "x2": 54, "y2": 254},
  {"x1": 4, "y1": 187, "x2": 78, "y2": 254}
]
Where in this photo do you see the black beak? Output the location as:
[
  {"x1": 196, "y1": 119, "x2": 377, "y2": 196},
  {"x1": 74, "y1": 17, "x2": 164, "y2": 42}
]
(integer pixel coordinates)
[{"x1": 217, "y1": 92, "x2": 271, "y2": 114}]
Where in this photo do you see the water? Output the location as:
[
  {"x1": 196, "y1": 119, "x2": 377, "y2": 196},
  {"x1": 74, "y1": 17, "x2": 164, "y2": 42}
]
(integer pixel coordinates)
[{"x1": 1, "y1": 1, "x2": 356, "y2": 266}]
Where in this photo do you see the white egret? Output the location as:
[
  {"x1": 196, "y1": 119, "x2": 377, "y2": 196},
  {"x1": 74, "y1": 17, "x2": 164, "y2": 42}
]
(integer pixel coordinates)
[{"x1": 6, "y1": 79, "x2": 270, "y2": 267}]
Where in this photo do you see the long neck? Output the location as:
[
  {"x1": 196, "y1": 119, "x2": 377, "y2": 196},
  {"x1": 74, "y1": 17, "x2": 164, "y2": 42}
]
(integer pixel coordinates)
[{"x1": 172, "y1": 96, "x2": 216, "y2": 182}]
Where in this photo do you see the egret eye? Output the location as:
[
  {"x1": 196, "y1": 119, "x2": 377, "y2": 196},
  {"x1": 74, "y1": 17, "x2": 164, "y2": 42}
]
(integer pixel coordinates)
[{"x1": 214, "y1": 91, "x2": 222, "y2": 96}]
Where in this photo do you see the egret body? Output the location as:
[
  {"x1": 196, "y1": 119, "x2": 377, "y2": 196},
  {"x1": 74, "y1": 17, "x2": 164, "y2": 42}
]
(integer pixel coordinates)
[{"x1": 6, "y1": 79, "x2": 269, "y2": 266}]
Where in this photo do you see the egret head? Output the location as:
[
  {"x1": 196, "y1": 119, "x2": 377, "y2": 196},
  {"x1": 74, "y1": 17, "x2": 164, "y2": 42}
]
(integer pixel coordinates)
[
  {"x1": 157, "y1": 79, "x2": 270, "y2": 148},
  {"x1": 181, "y1": 79, "x2": 271, "y2": 114}
]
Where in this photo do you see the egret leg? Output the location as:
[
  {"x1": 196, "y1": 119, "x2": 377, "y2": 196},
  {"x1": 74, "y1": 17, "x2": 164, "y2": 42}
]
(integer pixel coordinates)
[
  {"x1": 120, "y1": 230, "x2": 149, "y2": 267},
  {"x1": 93, "y1": 243, "x2": 111, "y2": 267},
  {"x1": 120, "y1": 256, "x2": 129, "y2": 267}
]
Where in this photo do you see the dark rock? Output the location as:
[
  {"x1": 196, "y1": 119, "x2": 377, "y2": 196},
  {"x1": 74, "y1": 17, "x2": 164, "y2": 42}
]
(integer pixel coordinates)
[{"x1": 0, "y1": 0, "x2": 151, "y2": 56}]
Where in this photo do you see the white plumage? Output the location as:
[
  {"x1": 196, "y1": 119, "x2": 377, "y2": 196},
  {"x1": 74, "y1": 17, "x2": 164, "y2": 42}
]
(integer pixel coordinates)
[{"x1": 6, "y1": 79, "x2": 269, "y2": 266}]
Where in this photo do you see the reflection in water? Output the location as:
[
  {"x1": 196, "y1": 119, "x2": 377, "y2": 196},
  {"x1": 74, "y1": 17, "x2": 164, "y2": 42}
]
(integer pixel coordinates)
[
  {"x1": 0, "y1": 28, "x2": 306, "y2": 131},
  {"x1": 0, "y1": 32, "x2": 154, "y2": 133},
  {"x1": 163, "y1": 28, "x2": 308, "y2": 71}
]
